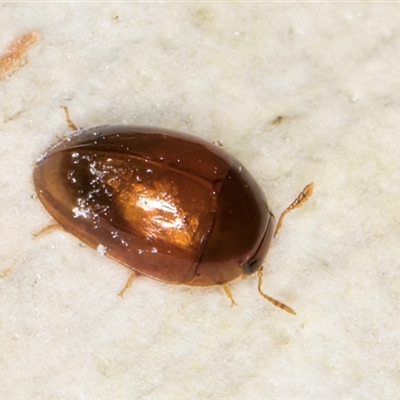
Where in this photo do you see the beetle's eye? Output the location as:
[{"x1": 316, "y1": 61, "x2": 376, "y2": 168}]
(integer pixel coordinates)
[{"x1": 242, "y1": 259, "x2": 262, "y2": 276}]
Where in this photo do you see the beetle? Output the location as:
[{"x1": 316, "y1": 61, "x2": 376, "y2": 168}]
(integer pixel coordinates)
[{"x1": 33, "y1": 111, "x2": 313, "y2": 314}]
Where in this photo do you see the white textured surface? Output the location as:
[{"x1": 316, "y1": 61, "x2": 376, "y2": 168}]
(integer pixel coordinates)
[{"x1": 1, "y1": 3, "x2": 399, "y2": 399}]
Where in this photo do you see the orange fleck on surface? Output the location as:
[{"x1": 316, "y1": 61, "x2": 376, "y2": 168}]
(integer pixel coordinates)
[{"x1": 0, "y1": 31, "x2": 40, "y2": 81}]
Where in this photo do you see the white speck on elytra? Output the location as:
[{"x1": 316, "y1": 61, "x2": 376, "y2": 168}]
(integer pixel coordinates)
[{"x1": 97, "y1": 244, "x2": 107, "y2": 256}]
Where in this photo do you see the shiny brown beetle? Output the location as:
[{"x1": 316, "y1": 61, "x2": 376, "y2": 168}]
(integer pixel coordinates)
[{"x1": 34, "y1": 116, "x2": 313, "y2": 314}]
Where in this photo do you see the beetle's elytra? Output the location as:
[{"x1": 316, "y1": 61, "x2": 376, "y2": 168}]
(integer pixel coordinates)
[
  {"x1": 34, "y1": 125, "x2": 274, "y2": 283},
  {"x1": 34, "y1": 123, "x2": 313, "y2": 314}
]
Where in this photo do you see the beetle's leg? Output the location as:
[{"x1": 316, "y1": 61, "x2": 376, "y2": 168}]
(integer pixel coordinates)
[
  {"x1": 118, "y1": 272, "x2": 137, "y2": 298},
  {"x1": 274, "y1": 182, "x2": 314, "y2": 237},
  {"x1": 61, "y1": 106, "x2": 78, "y2": 131},
  {"x1": 32, "y1": 223, "x2": 61, "y2": 238},
  {"x1": 257, "y1": 267, "x2": 296, "y2": 315},
  {"x1": 222, "y1": 283, "x2": 237, "y2": 307}
]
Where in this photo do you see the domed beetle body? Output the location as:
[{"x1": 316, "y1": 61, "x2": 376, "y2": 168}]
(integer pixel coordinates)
[{"x1": 34, "y1": 119, "x2": 313, "y2": 314}]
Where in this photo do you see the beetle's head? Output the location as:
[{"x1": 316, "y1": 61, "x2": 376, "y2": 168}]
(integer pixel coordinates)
[
  {"x1": 242, "y1": 258, "x2": 263, "y2": 276},
  {"x1": 241, "y1": 210, "x2": 275, "y2": 276}
]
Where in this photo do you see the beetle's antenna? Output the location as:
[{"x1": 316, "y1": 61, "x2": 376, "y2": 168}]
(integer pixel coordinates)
[
  {"x1": 257, "y1": 267, "x2": 296, "y2": 315},
  {"x1": 274, "y1": 182, "x2": 314, "y2": 237}
]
